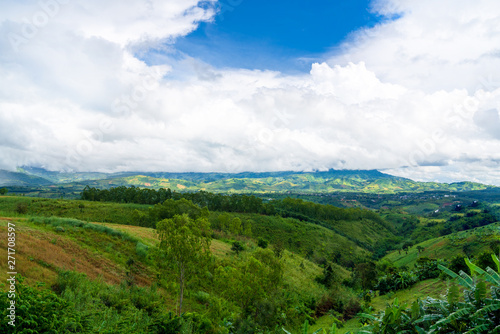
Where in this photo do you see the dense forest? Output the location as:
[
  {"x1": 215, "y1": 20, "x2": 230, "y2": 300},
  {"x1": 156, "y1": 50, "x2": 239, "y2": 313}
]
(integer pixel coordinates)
[{"x1": 1, "y1": 185, "x2": 500, "y2": 333}]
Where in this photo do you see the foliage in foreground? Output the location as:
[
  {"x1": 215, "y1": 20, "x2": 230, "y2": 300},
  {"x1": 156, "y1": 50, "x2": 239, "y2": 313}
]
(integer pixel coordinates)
[
  {"x1": 0, "y1": 275, "x2": 83, "y2": 333},
  {"x1": 0, "y1": 271, "x2": 218, "y2": 334},
  {"x1": 360, "y1": 254, "x2": 500, "y2": 333}
]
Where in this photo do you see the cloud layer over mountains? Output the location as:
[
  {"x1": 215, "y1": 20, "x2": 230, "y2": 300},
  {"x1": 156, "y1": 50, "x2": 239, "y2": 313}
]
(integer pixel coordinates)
[{"x1": 1, "y1": 0, "x2": 500, "y2": 185}]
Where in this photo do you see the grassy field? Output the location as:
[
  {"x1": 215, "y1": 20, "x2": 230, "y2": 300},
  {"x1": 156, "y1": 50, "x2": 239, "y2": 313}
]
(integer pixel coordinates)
[
  {"x1": 0, "y1": 195, "x2": 148, "y2": 225},
  {"x1": 0, "y1": 217, "x2": 153, "y2": 286},
  {"x1": 383, "y1": 222, "x2": 500, "y2": 268}
]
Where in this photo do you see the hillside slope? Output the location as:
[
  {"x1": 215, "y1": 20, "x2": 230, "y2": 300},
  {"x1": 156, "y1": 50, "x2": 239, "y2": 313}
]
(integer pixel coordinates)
[
  {"x1": 0, "y1": 170, "x2": 53, "y2": 186},
  {"x1": 0, "y1": 213, "x2": 331, "y2": 333},
  {"x1": 2, "y1": 168, "x2": 496, "y2": 195}
]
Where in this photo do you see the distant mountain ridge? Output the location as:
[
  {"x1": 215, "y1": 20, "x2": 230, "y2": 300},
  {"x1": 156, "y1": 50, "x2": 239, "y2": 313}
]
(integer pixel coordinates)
[
  {"x1": 0, "y1": 169, "x2": 53, "y2": 186},
  {"x1": 0, "y1": 167, "x2": 495, "y2": 195}
]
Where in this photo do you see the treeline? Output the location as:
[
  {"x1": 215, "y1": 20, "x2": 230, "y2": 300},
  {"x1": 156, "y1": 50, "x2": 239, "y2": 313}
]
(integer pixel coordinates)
[
  {"x1": 81, "y1": 186, "x2": 172, "y2": 205},
  {"x1": 441, "y1": 210, "x2": 497, "y2": 235},
  {"x1": 80, "y1": 186, "x2": 383, "y2": 225},
  {"x1": 273, "y1": 197, "x2": 388, "y2": 225},
  {"x1": 81, "y1": 186, "x2": 272, "y2": 214}
]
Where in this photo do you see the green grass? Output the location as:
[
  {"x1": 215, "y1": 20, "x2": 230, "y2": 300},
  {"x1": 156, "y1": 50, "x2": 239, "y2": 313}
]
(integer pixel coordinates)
[
  {"x1": 281, "y1": 250, "x2": 328, "y2": 302},
  {"x1": 309, "y1": 278, "x2": 451, "y2": 333},
  {"x1": 370, "y1": 278, "x2": 448, "y2": 311},
  {"x1": 0, "y1": 196, "x2": 374, "y2": 284},
  {"x1": 0, "y1": 196, "x2": 149, "y2": 224},
  {"x1": 383, "y1": 222, "x2": 500, "y2": 268},
  {"x1": 308, "y1": 316, "x2": 361, "y2": 333},
  {"x1": 231, "y1": 212, "x2": 372, "y2": 264}
]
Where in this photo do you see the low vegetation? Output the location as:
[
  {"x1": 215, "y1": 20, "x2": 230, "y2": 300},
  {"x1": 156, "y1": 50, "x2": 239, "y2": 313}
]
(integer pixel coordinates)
[{"x1": 0, "y1": 183, "x2": 498, "y2": 333}]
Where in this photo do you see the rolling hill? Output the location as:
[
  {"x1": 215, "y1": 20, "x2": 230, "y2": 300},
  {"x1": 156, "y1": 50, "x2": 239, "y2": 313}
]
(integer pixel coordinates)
[
  {"x1": 0, "y1": 168, "x2": 496, "y2": 197},
  {"x1": 0, "y1": 194, "x2": 395, "y2": 333}
]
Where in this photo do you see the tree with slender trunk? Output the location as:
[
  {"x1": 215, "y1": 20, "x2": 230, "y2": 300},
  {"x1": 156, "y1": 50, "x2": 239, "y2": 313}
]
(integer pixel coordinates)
[{"x1": 156, "y1": 213, "x2": 211, "y2": 315}]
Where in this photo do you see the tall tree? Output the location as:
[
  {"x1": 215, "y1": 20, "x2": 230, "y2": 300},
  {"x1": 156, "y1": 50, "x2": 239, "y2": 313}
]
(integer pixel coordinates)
[{"x1": 156, "y1": 214, "x2": 211, "y2": 315}]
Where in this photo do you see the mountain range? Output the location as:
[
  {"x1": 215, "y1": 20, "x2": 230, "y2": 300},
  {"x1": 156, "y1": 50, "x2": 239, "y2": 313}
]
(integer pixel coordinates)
[{"x1": 0, "y1": 167, "x2": 495, "y2": 195}]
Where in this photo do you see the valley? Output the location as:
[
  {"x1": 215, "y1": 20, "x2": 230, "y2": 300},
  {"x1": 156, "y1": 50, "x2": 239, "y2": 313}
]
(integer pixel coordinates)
[{"x1": 0, "y1": 170, "x2": 500, "y2": 333}]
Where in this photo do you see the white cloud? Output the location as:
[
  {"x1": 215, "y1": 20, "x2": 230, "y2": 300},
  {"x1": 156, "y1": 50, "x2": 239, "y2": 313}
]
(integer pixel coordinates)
[
  {"x1": 333, "y1": 0, "x2": 500, "y2": 93},
  {"x1": 1, "y1": 0, "x2": 500, "y2": 185}
]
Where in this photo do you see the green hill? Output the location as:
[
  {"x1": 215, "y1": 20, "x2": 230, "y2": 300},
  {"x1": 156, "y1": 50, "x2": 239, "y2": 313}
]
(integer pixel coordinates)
[
  {"x1": 0, "y1": 170, "x2": 53, "y2": 186},
  {"x1": 1, "y1": 187, "x2": 499, "y2": 333},
  {"x1": 3, "y1": 168, "x2": 496, "y2": 198},
  {"x1": 0, "y1": 197, "x2": 332, "y2": 333},
  {"x1": 382, "y1": 222, "x2": 500, "y2": 269}
]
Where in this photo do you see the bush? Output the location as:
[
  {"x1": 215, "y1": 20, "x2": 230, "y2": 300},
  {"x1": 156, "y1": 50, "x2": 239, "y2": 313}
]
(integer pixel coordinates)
[
  {"x1": 194, "y1": 291, "x2": 211, "y2": 305},
  {"x1": 414, "y1": 258, "x2": 443, "y2": 280},
  {"x1": 257, "y1": 237, "x2": 268, "y2": 249},
  {"x1": 135, "y1": 242, "x2": 149, "y2": 258},
  {"x1": 55, "y1": 226, "x2": 66, "y2": 233},
  {"x1": 0, "y1": 275, "x2": 86, "y2": 332},
  {"x1": 30, "y1": 217, "x2": 138, "y2": 243},
  {"x1": 375, "y1": 270, "x2": 418, "y2": 295},
  {"x1": 343, "y1": 299, "x2": 362, "y2": 320},
  {"x1": 475, "y1": 251, "x2": 496, "y2": 270},
  {"x1": 272, "y1": 240, "x2": 285, "y2": 258},
  {"x1": 15, "y1": 202, "x2": 28, "y2": 214},
  {"x1": 315, "y1": 285, "x2": 360, "y2": 320},
  {"x1": 231, "y1": 241, "x2": 245, "y2": 255},
  {"x1": 54, "y1": 271, "x2": 164, "y2": 333},
  {"x1": 448, "y1": 254, "x2": 470, "y2": 276}
]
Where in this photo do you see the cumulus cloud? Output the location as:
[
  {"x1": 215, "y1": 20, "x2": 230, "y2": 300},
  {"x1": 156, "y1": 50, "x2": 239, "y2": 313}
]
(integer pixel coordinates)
[
  {"x1": 1, "y1": 0, "x2": 500, "y2": 185},
  {"x1": 332, "y1": 0, "x2": 500, "y2": 93}
]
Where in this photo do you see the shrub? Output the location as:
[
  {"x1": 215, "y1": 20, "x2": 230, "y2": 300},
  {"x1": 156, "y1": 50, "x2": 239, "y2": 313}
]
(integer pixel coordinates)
[
  {"x1": 448, "y1": 254, "x2": 470, "y2": 275},
  {"x1": 475, "y1": 251, "x2": 496, "y2": 270},
  {"x1": 375, "y1": 270, "x2": 418, "y2": 295},
  {"x1": 257, "y1": 237, "x2": 268, "y2": 249},
  {"x1": 135, "y1": 242, "x2": 149, "y2": 259},
  {"x1": 273, "y1": 240, "x2": 285, "y2": 258},
  {"x1": 343, "y1": 298, "x2": 362, "y2": 320},
  {"x1": 414, "y1": 257, "x2": 443, "y2": 280},
  {"x1": 194, "y1": 291, "x2": 211, "y2": 305},
  {"x1": 54, "y1": 226, "x2": 66, "y2": 233},
  {"x1": 361, "y1": 255, "x2": 500, "y2": 333},
  {"x1": 15, "y1": 202, "x2": 28, "y2": 214},
  {"x1": 231, "y1": 241, "x2": 245, "y2": 255},
  {"x1": 0, "y1": 275, "x2": 86, "y2": 332},
  {"x1": 54, "y1": 271, "x2": 164, "y2": 333}
]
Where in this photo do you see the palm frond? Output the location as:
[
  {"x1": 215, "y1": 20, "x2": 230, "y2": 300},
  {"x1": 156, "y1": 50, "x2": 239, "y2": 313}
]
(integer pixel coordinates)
[
  {"x1": 358, "y1": 313, "x2": 378, "y2": 321},
  {"x1": 493, "y1": 253, "x2": 500, "y2": 273},
  {"x1": 415, "y1": 314, "x2": 443, "y2": 324},
  {"x1": 464, "y1": 324, "x2": 491, "y2": 334},
  {"x1": 438, "y1": 264, "x2": 473, "y2": 289},
  {"x1": 474, "y1": 301, "x2": 500, "y2": 316}
]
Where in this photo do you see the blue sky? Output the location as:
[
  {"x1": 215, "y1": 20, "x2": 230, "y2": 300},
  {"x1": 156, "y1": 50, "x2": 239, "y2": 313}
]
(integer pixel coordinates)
[{"x1": 174, "y1": 0, "x2": 382, "y2": 72}]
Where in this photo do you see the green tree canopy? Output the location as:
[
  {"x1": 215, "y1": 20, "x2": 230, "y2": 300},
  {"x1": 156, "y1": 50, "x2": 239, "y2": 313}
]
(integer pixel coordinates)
[
  {"x1": 156, "y1": 214, "x2": 211, "y2": 315},
  {"x1": 231, "y1": 241, "x2": 245, "y2": 255}
]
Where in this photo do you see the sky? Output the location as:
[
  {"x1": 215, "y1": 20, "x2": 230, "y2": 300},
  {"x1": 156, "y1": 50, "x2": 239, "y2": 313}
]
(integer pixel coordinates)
[{"x1": 1, "y1": 0, "x2": 500, "y2": 185}]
